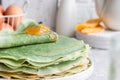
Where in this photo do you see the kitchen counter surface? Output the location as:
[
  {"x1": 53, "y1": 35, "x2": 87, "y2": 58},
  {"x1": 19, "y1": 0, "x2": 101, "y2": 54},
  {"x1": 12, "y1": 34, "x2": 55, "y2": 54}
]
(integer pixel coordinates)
[{"x1": 88, "y1": 48, "x2": 110, "y2": 80}]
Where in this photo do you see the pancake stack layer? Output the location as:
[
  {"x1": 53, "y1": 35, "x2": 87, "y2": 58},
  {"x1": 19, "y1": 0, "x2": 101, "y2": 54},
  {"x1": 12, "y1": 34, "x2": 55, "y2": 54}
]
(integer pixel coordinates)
[{"x1": 0, "y1": 19, "x2": 90, "y2": 79}]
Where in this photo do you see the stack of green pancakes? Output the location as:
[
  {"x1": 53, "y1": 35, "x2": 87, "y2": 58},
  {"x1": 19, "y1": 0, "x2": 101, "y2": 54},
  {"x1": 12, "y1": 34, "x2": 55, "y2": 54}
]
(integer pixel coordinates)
[{"x1": 0, "y1": 19, "x2": 90, "y2": 79}]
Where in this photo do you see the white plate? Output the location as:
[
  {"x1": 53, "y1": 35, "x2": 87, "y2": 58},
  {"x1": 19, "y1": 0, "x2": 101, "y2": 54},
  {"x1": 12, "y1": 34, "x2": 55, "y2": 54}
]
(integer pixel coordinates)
[{"x1": 47, "y1": 59, "x2": 94, "y2": 80}]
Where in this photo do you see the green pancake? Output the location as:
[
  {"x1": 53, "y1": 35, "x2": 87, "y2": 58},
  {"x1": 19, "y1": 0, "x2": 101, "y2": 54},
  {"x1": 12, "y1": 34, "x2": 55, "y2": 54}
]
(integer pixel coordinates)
[
  {"x1": 0, "y1": 36, "x2": 90, "y2": 79},
  {"x1": 0, "y1": 36, "x2": 88, "y2": 62},
  {"x1": 0, "y1": 49, "x2": 87, "y2": 69},
  {"x1": 0, "y1": 59, "x2": 90, "y2": 79},
  {"x1": 0, "y1": 36, "x2": 89, "y2": 69},
  {"x1": 0, "y1": 32, "x2": 58, "y2": 48},
  {"x1": 0, "y1": 56, "x2": 89, "y2": 76},
  {"x1": 0, "y1": 19, "x2": 58, "y2": 48}
]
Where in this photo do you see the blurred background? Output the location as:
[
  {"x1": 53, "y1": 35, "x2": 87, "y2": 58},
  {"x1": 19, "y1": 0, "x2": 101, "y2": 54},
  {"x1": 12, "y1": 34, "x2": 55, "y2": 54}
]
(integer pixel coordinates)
[
  {"x1": 1, "y1": 0, "x2": 97, "y2": 30},
  {"x1": 1, "y1": 0, "x2": 120, "y2": 80}
]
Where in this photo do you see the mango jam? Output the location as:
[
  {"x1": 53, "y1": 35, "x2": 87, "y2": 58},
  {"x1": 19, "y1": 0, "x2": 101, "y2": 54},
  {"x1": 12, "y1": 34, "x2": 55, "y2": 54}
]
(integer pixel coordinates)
[{"x1": 25, "y1": 24, "x2": 50, "y2": 35}]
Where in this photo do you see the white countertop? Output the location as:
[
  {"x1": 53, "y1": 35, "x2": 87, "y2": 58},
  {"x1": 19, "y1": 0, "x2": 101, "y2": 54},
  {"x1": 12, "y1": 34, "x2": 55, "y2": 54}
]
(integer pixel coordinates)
[{"x1": 88, "y1": 48, "x2": 110, "y2": 80}]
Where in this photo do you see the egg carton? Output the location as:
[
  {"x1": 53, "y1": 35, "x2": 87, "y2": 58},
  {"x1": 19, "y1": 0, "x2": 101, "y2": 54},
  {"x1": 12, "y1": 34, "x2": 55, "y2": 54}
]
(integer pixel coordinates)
[
  {"x1": 0, "y1": 0, "x2": 29, "y2": 31},
  {"x1": 0, "y1": 14, "x2": 25, "y2": 30}
]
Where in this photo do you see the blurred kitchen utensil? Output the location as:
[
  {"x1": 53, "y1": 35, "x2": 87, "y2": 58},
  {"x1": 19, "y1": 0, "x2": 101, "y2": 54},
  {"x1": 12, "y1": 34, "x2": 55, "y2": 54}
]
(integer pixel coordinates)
[
  {"x1": 56, "y1": 0, "x2": 77, "y2": 37},
  {"x1": 94, "y1": 0, "x2": 120, "y2": 30}
]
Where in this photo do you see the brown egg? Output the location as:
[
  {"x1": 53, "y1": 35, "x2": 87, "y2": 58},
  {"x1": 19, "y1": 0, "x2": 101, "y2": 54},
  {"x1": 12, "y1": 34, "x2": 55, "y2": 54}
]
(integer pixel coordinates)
[
  {"x1": 4, "y1": 5, "x2": 24, "y2": 30},
  {"x1": 0, "y1": 5, "x2": 4, "y2": 14},
  {"x1": 0, "y1": 12, "x2": 3, "y2": 30},
  {"x1": 2, "y1": 23, "x2": 13, "y2": 30}
]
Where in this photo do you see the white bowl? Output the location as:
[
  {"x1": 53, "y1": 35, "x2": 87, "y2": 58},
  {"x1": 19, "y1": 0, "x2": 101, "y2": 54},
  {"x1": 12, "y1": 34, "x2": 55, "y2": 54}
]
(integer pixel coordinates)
[
  {"x1": 47, "y1": 59, "x2": 94, "y2": 80},
  {"x1": 75, "y1": 30, "x2": 117, "y2": 49}
]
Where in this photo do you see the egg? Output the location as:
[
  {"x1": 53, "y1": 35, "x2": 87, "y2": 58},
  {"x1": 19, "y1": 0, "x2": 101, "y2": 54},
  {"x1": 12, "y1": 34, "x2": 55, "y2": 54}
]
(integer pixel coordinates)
[
  {"x1": 4, "y1": 5, "x2": 24, "y2": 30},
  {"x1": 1, "y1": 23, "x2": 13, "y2": 30},
  {"x1": 0, "y1": 5, "x2": 4, "y2": 14},
  {"x1": 0, "y1": 12, "x2": 3, "y2": 30}
]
